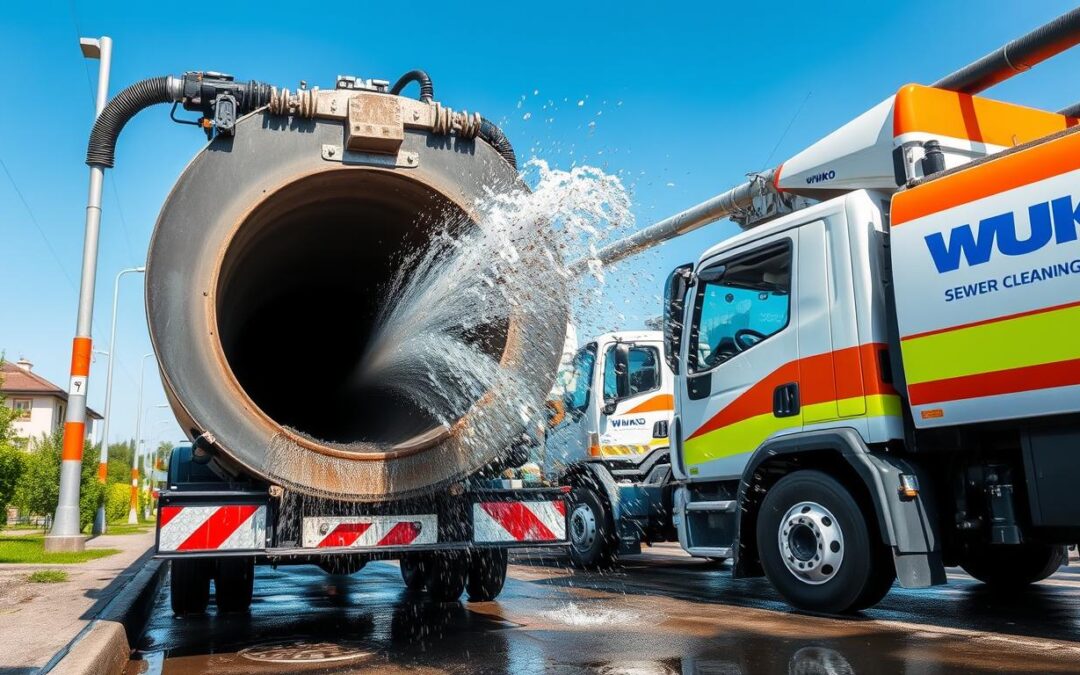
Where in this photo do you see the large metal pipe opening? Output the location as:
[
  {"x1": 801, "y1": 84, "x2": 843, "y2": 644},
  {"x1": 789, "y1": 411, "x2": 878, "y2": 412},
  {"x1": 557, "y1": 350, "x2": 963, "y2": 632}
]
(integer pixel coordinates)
[{"x1": 214, "y1": 170, "x2": 508, "y2": 448}]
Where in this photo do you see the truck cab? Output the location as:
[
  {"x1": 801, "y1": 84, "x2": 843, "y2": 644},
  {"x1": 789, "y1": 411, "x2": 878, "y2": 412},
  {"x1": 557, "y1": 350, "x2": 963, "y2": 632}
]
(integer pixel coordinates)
[
  {"x1": 662, "y1": 106, "x2": 1080, "y2": 612},
  {"x1": 543, "y1": 331, "x2": 678, "y2": 566}
]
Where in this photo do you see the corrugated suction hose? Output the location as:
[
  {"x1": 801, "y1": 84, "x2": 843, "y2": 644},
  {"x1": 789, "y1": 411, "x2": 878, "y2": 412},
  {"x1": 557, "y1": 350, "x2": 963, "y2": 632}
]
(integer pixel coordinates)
[{"x1": 85, "y1": 76, "x2": 173, "y2": 169}]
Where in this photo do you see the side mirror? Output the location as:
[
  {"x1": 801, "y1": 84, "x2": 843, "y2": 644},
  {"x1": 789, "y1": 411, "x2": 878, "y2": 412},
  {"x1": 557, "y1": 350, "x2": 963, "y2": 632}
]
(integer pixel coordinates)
[
  {"x1": 663, "y1": 264, "x2": 694, "y2": 375},
  {"x1": 602, "y1": 398, "x2": 618, "y2": 416},
  {"x1": 613, "y1": 342, "x2": 630, "y2": 399},
  {"x1": 545, "y1": 399, "x2": 566, "y2": 428}
]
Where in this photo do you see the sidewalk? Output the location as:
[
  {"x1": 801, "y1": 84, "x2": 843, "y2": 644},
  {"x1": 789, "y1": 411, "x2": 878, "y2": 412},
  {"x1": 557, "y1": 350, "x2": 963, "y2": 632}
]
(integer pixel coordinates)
[{"x1": 0, "y1": 529, "x2": 155, "y2": 674}]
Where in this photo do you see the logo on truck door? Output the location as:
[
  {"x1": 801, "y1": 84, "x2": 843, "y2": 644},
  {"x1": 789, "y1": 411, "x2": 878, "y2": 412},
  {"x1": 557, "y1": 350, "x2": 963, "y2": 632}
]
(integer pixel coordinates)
[{"x1": 925, "y1": 195, "x2": 1079, "y2": 273}]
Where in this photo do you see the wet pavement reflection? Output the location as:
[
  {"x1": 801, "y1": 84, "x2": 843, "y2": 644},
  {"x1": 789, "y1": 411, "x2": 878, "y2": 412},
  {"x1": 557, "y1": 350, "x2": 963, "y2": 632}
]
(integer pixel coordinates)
[{"x1": 128, "y1": 546, "x2": 1080, "y2": 674}]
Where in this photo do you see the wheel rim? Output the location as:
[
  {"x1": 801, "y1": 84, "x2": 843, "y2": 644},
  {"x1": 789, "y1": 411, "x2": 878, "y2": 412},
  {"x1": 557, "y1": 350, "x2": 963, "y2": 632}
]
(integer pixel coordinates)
[
  {"x1": 570, "y1": 503, "x2": 597, "y2": 551},
  {"x1": 777, "y1": 501, "x2": 844, "y2": 585}
]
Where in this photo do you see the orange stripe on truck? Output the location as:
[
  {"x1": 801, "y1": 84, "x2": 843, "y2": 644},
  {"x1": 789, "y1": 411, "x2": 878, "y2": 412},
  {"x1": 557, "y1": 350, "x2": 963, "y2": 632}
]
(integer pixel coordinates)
[
  {"x1": 687, "y1": 343, "x2": 894, "y2": 441},
  {"x1": 892, "y1": 84, "x2": 1076, "y2": 149},
  {"x1": 892, "y1": 126, "x2": 1080, "y2": 226},
  {"x1": 625, "y1": 394, "x2": 674, "y2": 414},
  {"x1": 909, "y1": 357, "x2": 1080, "y2": 406}
]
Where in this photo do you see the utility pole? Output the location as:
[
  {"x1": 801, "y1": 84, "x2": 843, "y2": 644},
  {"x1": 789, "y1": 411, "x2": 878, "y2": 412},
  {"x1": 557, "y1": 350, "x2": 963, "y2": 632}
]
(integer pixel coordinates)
[
  {"x1": 46, "y1": 36, "x2": 113, "y2": 552},
  {"x1": 94, "y1": 266, "x2": 144, "y2": 535}
]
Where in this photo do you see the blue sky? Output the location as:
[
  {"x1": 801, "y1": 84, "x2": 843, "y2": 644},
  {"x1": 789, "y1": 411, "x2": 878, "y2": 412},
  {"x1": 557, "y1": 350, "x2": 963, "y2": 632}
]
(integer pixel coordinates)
[{"x1": 3, "y1": 1, "x2": 1079, "y2": 451}]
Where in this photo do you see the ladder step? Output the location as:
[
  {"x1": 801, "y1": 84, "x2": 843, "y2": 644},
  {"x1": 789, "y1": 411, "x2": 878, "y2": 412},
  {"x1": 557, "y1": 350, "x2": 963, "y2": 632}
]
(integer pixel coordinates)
[
  {"x1": 688, "y1": 546, "x2": 733, "y2": 558},
  {"x1": 685, "y1": 500, "x2": 736, "y2": 513}
]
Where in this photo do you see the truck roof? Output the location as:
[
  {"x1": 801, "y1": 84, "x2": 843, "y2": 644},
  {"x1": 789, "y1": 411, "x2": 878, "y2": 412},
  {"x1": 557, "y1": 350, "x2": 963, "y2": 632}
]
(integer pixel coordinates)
[
  {"x1": 589, "y1": 330, "x2": 663, "y2": 344},
  {"x1": 696, "y1": 190, "x2": 879, "y2": 265}
]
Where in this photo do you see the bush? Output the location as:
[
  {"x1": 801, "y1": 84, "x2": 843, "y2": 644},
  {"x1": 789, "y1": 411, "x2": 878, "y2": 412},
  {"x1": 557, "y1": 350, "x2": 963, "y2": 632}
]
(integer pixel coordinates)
[
  {"x1": 105, "y1": 483, "x2": 130, "y2": 522},
  {"x1": 13, "y1": 430, "x2": 104, "y2": 531}
]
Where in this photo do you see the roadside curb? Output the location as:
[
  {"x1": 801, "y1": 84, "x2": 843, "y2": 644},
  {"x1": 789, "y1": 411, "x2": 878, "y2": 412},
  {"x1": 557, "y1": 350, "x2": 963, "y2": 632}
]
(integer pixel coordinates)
[{"x1": 42, "y1": 550, "x2": 165, "y2": 675}]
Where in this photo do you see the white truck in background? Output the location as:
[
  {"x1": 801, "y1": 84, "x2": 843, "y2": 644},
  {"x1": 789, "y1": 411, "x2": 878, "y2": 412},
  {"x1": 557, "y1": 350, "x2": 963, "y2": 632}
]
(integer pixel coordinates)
[{"x1": 541, "y1": 331, "x2": 680, "y2": 566}]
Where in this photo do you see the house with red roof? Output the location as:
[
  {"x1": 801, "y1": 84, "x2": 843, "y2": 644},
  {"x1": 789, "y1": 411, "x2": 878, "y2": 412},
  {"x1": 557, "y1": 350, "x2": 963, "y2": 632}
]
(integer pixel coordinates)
[{"x1": 1, "y1": 358, "x2": 102, "y2": 449}]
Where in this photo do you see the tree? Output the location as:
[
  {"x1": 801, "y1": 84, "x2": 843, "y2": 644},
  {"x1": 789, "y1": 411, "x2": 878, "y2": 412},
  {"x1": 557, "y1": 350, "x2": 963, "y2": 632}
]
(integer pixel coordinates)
[
  {"x1": 13, "y1": 431, "x2": 61, "y2": 518},
  {"x1": 0, "y1": 446, "x2": 24, "y2": 512},
  {"x1": 13, "y1": 430, "x2": 103, "y2": 531},
  {"x1": 0, "y1": 361, "x2": 26, "y2": 522}
]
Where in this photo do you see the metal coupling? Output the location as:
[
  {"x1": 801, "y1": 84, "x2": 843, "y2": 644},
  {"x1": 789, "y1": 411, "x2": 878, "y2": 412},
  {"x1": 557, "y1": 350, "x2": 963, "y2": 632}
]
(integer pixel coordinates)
[
  {"x1": 269, "y1": 86, "x2": 319, "y2": 118},
  {"x1": 431, "y1": 102, "x2": 482, "y2": 139}
]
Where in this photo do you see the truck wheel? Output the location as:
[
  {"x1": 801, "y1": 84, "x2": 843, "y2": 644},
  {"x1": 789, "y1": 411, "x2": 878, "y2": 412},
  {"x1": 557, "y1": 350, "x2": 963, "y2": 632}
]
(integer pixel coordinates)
[
  {"x1": 214, "y1": 558, "x2": 255, "y2": 613},
  {"x1": 170, "y1": 559, "x2": 210, "y2": 616},
  {"x1": 467, "y1": 549, "x2": 508, "y2": 602},
  {"x1": 400, "y1": 556, "x2": 427, "y2": 591},
  {"x1": 425, "y1": 553, "x2": 467, "y2": 602},
  {"x1": 569, "y1": 488, "x2": 616, "y2": 569},
  {"x1": 960, "y1": 543, "x2": 1066, "y2": 588},
  {"x1": 757, "y1": 470, "x2": 893, "y2": 614}
]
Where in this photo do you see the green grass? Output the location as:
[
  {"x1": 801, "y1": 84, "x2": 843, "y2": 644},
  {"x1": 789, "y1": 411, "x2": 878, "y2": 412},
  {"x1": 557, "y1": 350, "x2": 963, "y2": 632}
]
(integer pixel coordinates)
[
  {"x1": 0, "y1": 535, "x2": 119, "y2": 564},
  {"x1": 28, "y1": 570, "x2": 68, "y2": 583},
  {"x1": 104, "y1": 521, "x2": 152, "y2": 535}
]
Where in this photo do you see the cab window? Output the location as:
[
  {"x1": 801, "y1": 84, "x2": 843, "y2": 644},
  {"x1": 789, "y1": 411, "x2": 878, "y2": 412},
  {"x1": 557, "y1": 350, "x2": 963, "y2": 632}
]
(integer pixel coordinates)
[
  {"x1": 689, "y1": 243, "x2": 791, "y2": 372},
  {"x1": 603, "y1": 345, "x2": 661, "y2": 399},
  {"x1": 563, "y1": 344, "x2": 597, "y2": 412}
]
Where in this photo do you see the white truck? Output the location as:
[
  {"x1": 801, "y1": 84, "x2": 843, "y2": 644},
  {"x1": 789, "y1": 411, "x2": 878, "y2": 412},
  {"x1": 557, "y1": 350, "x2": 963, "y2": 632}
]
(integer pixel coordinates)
[
  {"x1": 587, "y1": 8, "x2": 1080, "y2": 613},
  {"x1": 543, "y1": 331, "x2": 679, "y2": 566}
]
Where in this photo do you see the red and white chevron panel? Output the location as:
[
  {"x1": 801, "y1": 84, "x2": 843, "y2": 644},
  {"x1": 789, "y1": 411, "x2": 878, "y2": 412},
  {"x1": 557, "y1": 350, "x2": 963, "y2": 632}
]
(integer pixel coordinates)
[
  {"x1": 302, "y1": 515, "x2": 437, "y2": 548},
  {"x1": 158, "y1": 504, "x2": 266, "y2": 552},
  {"x1": 473, "y1": 500, "x2": 566, "y2": 543}
]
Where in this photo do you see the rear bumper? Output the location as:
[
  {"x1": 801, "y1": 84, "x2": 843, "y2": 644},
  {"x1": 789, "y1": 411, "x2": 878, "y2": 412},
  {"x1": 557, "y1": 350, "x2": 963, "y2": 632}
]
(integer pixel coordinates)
[{"x1": 155, "y1": 485, "x2": 568, "y2": 559}]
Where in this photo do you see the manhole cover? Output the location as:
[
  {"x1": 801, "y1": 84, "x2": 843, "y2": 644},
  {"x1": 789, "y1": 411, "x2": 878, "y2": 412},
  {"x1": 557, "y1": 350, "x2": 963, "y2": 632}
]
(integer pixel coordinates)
[{"x1": 239, "y1": 639, "x2": 373, "y2": 663}]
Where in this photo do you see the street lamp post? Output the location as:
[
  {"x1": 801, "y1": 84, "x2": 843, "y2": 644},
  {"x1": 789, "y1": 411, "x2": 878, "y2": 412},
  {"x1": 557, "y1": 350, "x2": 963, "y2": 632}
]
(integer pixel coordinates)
[
  {"x1": 127, "y1": 354, "x2": 154, "y2": 524},
  {"x1": 47, "y1": 35, "x2": 113, "y2": 552},
  {"x1": 135, "y1": 404, "x2": 169, "y2": 521},
  {"x1": 94, "y1": 266, "x2": 144, "y2": 535}
]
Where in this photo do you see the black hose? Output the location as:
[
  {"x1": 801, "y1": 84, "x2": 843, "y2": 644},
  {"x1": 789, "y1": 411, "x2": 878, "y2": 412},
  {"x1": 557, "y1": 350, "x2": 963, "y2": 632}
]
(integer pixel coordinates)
[
  {"x1": 1059, "y1": 101, "x2": 1080, "y2": 118},
  {"x1": 390, "y1": 70, "x2": 434, "y2": 103},
  {"x1": 933, "y1": 7, "x2": 1080, "y2": 94},
  {"x1": 479, "y1": 117, "x2": 517, "y2": 169},
  {"x1": 86, "y1": 76, "x2": 173, "y2": 168}
]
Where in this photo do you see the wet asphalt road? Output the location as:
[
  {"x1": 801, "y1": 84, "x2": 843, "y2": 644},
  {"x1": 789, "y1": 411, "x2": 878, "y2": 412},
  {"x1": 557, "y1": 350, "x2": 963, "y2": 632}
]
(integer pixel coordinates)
[{"x1": 127, "y1": 545, "x2": 1080, "y2": 674}]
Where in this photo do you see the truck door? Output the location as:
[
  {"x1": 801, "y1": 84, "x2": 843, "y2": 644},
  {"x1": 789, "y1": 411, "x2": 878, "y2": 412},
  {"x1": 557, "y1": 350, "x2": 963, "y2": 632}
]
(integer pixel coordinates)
[
  {"x1": 676, "y1": 235, "x2": 799, "y2": 479},
  {"x1": 544, "y1": 343, "x2": 597, "y2": 473},
  {"x1": 597, "y1": 342, "x2": 667, "y2": 459}
]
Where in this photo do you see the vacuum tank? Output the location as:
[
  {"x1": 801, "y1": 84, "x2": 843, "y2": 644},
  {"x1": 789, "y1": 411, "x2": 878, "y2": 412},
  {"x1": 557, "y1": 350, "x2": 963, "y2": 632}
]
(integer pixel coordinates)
[{"x1": 142, "y1": 75, "x2": 567, "y2": 501}]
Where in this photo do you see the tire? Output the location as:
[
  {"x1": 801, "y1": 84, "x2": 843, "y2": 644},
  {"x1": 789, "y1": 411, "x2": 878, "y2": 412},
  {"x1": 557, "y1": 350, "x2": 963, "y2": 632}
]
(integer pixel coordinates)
[
  {"x1": 170, "y1": 559, "x2": 211, "y2": 616},
  {"x1": 467, "y1": 549, "x2": 509, "y2": 602},
  {"x1": 960, "y1": 543, "x2": 1067, "y2": 589},
  {"x1": 400, "y1": 556, "x2": 427, "y2": 592},
  {"x1": 425, "y1": 552, "x2": 467, "y2": 602},
  {"x1": 850, "y1": 542, "x2": 896, "y2": 611},
  {"x1": 757, "y1": 470, "x2": 894, "y2": 614},
  {"x1": 214, "y1": 557, "x2": 255, "y2": 613},
  {"x1": 568, "y1": 488, "x2": 616, "y2": 569}
]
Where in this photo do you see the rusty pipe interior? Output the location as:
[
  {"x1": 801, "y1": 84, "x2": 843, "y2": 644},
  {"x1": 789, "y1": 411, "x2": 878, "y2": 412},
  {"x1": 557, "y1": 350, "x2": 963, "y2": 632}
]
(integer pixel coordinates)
[{"x1": 214, "y1": 169, "x2": 509, "y2": 449}]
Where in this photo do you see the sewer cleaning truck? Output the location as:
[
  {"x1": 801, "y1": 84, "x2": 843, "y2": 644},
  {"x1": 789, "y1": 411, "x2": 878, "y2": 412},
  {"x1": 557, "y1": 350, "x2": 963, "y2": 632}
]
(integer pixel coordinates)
[
  {"x1": 84, "y1": 69, "x2": 569, "y2": 614},
  {"x1": 542, "y1": 330, "x2": 679, "y2": 566},
  {"x1": 580, "y1": 7, "x2": 1080, "y2": 613}
]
